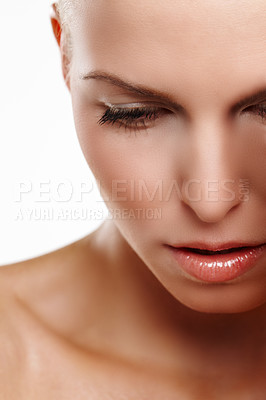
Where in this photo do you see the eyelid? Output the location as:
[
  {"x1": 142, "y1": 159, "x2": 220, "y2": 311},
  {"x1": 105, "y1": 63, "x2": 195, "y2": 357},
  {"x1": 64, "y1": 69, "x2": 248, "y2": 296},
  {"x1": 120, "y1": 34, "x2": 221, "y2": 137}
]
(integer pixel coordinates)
[
  {"x1": 102, "y1": 101, "x2": 144, "y2": 108},
  {"x1": 242, "y1": 100, "x2": 266, "y2": 111},
  {"x1": 105, "y1": 102, "x2": 156, "y2": 112},
  {"x1": 243, "y1": 102, "x2": 266, "y2": 112},
  {"x1": 97, "y1": 100, "x2": 168, "y2": 131},
  {"x1": 101, "y1": 99, "x2": 177, "y2": 113}
]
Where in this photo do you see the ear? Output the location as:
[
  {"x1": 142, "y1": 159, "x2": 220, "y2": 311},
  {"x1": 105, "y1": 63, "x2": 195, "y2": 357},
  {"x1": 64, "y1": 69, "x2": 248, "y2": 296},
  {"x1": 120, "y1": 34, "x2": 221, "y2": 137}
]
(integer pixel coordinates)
[{"x1": 50, "y1": 3, "x2": 71, "y2": 91}]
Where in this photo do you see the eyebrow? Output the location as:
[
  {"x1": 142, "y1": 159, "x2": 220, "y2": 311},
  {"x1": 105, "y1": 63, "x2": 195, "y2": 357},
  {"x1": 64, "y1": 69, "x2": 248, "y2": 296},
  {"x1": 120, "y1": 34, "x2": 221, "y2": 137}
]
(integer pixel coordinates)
[
  {"x1": 80, "y1": 70, "x2": 183, "y2": 111},
  {"x1": 80, "y1": 70, "x2": 266, "y2": 113}
]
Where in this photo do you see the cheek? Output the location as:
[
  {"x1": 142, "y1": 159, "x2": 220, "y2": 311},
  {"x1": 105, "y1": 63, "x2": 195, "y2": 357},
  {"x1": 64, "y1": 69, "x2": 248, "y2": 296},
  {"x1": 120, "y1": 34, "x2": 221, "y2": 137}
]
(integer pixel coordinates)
[
  {"x1": 71, "y1": 101, "x2": 188, "y2": 247},
  {"x1": 72, "y1": 102, "x2": 185, "y2": 210}
]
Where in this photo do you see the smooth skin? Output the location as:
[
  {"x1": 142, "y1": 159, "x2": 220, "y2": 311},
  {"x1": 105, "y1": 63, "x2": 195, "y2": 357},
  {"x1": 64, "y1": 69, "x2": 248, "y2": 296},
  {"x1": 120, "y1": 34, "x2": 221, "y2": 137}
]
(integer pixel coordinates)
[{"x1": 1, "y1": 1, "x2": 266, "y2": 398}]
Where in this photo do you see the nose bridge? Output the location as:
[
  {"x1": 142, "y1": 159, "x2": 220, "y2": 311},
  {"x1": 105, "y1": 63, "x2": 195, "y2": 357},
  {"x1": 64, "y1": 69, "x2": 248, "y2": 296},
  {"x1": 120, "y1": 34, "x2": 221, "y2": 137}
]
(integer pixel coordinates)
[
  {"x1": 192, "y1": 117, "x2": 235, "y2": 177},
  {"x1": 181, "y1": 118, "x2": 242, "y2": 223}
]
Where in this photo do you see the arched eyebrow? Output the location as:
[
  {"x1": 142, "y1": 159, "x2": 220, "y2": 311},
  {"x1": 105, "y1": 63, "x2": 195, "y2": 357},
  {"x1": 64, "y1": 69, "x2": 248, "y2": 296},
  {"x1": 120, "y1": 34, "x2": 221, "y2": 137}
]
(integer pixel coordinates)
[
  {"x1": 80, "y1": 70, "x2": 266, "y2": 113},
  {"x1": 80, "y1": 70, "x2": 184, "y2": 111}
]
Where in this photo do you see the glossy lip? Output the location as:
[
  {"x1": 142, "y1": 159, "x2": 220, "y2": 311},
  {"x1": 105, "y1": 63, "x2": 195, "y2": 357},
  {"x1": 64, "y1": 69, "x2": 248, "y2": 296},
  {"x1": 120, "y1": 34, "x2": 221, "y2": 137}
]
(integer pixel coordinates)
[{"x1": 167, "y1": 243, "x2": 266, "y2": 283}]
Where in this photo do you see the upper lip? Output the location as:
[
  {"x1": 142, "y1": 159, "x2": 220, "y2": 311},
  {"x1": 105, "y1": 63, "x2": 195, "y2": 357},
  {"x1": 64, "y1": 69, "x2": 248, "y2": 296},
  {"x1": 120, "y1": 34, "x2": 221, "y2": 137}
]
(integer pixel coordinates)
[{"x1": 169, "y1": 241, "x2": 265, "y2": 252}]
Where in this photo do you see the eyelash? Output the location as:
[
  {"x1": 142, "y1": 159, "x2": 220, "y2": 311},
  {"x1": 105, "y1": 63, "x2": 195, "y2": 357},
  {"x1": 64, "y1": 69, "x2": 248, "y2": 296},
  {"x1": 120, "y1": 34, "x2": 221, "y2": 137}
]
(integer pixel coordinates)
[
  {"x1": 98, "y1": 106, "x2": 162, "y2": 132},
  {"x1": 97, "y1": 102, "x2": 266, "y2": 133},
  {"x1": 246, "y1": 103, "x2": 266, "y2": 121}
]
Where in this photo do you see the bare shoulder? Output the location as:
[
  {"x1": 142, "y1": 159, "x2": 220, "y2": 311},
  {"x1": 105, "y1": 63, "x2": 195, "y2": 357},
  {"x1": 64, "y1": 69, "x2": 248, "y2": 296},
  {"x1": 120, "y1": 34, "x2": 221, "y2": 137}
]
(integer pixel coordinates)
[
  {"x1": 0, "y1": 228, "x2": 108, "y2": 341},
  {"x1": 0, "y1": 226, "x2": 132, "y2": 399}
]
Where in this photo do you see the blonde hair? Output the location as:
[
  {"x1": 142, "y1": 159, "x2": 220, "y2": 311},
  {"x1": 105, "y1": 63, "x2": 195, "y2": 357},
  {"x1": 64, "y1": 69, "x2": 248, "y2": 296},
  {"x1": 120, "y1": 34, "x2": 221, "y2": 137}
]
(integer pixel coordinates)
[
  {"x1": 55, "y1": 0, "x2": 74, "y2": 63},
  {"x1": 56, "y1": 0, "x2": 72, "y2": 27}
]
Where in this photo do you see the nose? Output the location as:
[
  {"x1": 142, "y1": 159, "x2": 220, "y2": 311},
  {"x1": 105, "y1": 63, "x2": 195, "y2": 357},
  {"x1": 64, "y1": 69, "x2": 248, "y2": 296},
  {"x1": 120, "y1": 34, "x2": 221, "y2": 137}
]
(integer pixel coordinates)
[
  {"x1": 181, "y1": 178, "x2": 241, "y2": 223},
  {"x1": 180, "y1": 121, "x2": 242, "y2": 223}
]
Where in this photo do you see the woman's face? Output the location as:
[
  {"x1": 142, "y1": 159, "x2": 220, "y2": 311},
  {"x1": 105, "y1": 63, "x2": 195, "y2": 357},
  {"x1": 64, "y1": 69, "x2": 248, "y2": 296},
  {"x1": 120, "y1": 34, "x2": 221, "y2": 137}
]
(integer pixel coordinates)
[{"x1": 66, "y1": 0, "x2": 266, "y2": 313}]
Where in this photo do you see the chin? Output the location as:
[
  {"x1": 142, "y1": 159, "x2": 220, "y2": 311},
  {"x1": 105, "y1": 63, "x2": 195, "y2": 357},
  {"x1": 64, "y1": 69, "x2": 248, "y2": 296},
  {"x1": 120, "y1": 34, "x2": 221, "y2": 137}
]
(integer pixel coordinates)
[
  {"x1": 163, "y1": 276, "x2": 266, "y2": 314},
  {"x1": 143, "y1": 242, "x2": 266, "y2": 314}
]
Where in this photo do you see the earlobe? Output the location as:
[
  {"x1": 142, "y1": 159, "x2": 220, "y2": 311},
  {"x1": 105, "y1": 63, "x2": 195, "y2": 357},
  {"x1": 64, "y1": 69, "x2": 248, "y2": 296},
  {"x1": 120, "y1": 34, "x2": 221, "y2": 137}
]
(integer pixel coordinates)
[{"x1": 50, "y1": 3, "x2": 62, "y2": 47}]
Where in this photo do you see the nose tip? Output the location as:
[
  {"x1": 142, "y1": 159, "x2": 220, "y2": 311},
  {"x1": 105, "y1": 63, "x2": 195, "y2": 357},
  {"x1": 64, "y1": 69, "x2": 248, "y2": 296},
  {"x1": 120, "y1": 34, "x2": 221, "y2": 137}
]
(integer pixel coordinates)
[
  {"x1": 185, "y1": 201, "x2": 240, "y2": 223},
  {"x1": 181, "y1": 179, "x2": 241, "y2": 223}
]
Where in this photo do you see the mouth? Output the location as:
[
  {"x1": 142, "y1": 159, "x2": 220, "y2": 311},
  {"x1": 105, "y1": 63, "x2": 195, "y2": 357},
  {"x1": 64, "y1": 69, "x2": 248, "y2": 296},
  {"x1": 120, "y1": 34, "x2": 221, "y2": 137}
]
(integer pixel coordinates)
[
  {"x1": 167, "y1": 243, "x2": 266, "y2": 283},
  {"x1": 184, "y1": 246, "x2": 250, "y2": 255}
]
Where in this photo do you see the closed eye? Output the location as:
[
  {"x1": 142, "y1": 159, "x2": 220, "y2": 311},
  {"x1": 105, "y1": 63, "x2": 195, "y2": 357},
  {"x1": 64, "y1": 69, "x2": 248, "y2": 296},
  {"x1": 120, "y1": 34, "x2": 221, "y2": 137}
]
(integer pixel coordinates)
[
  {"x1": 97, "y1": 104, "x2": 167, "y2": 133},
  {"x1": 243, "y1": 103, "x2": 266, "y2": 123}
]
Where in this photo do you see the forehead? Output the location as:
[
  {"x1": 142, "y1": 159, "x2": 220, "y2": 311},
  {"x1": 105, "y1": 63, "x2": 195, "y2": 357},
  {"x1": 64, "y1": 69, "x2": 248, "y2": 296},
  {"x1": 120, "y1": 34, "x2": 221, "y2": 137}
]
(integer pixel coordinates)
[{"x1": 72, "y1": 0, "x2": 266, "y2": 109}]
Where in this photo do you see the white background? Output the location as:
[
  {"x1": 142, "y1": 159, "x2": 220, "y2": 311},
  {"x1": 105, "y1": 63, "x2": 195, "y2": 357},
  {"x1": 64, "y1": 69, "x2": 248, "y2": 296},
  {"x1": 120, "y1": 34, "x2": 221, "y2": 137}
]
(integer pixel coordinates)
[{"x1": 0, "y1": 1, "x2": 106, "y2": 265}]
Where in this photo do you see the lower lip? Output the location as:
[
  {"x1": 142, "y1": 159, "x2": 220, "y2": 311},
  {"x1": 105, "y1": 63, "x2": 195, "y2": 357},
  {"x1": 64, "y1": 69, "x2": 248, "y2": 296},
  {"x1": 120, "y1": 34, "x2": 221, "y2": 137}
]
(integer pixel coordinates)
[{"x1": 168, "y1": 244, "x2": 266, "y2": 283}]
